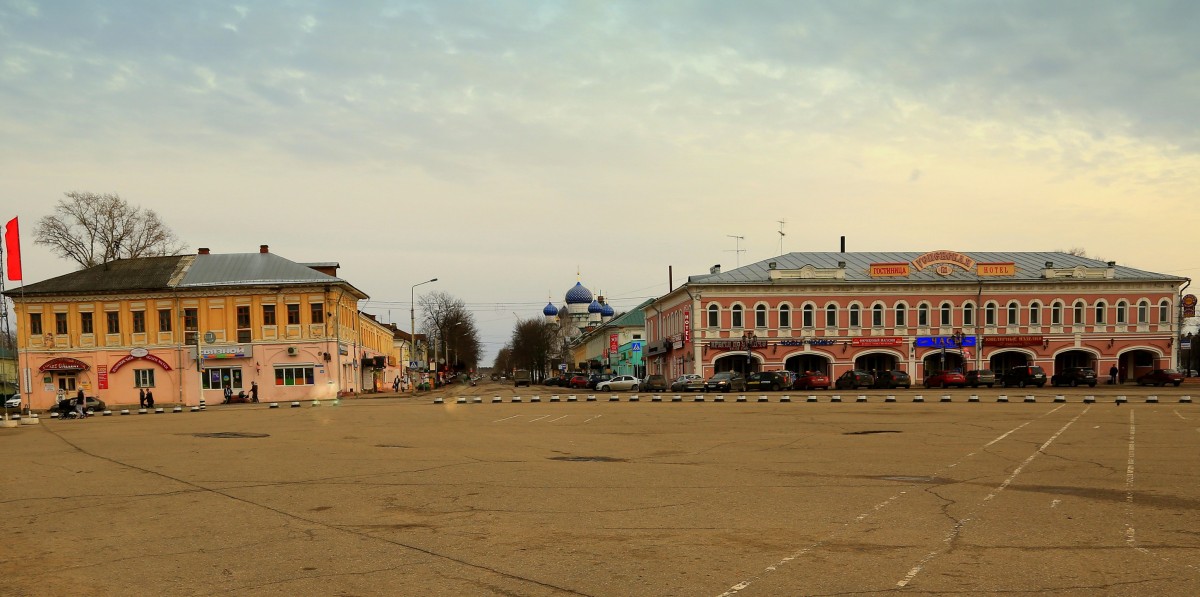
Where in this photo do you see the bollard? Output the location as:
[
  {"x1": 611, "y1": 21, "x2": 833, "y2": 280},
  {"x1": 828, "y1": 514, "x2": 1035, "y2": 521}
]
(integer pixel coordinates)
[
  {"x1": 885, "y1": 395, "x2": 896, "y2": 402},
  {"x1": 102, "y1": 410, "x2": 113, "y2": 416},
  {"x1": 120, "y1": 409, "x2": 130, "y2": 415},
  {"x1": 568, "y1": 395, "x2": 578, "y2": 402},
  {"x1": 268, "y1": 402, "x2": 279, "y2": 409},
  {"x1": 997, "y1": 395, "x2": 1009, "y2": 403},
  {"x1": 629, "y1": 395, "x2": 639, "y2": 402},
  {"x1": 1083, "y1": 395, "x2": 1095, "y2": 403},
  {"x1": 1054, "y1": 395, "x2": 1066, "y2": 403},
  {"x1": 714, "y1": 395, "x2": 724, "y2": 402},
  {"x1": 493, "y1": 396, "x2": 502, "y2": 403},
  {"x1": 693, "y1": 396, "x2": 705, "y2": 402},
  {"x1": 758, "y1": 396, "x2": 769, "y2": 402},
  {"x1": 940, "y1": 395, "x2": 951, "y2": 402},
  {"x1": 1024, "y1": 395, "x2": 1036, "y2": 403},
  {"x1": 857, "y1": 395, "x2": 867, "y2": 403},
  {"x1": 1116, "y1": 395, "x2": 1128, "y2": 404},
  {"x1": 531, "y1": 396, "x2": 542, "y2": 403},
  {"x1": 806, "y1": 395, "x2": 817, "y2": 403},
  {"x1": 736, "y1": 395, "x2": 746, "y2": 402},
  {"x1": 968, "y1": 395, "x2": 980, "y2": 402},
  {"x1": 512, "y1": 396, "x2": 522, "y2": 403},
  {"x1": 311, "y1": 400, "x2": 321, "y2": 407},
  {"x1": 913, "y1": 395, "x2": 924, "y2": 402},
  {"x1": 830, "y1": 395, "x2": 842, "y2": 403},
  {"x1": 155, "y1": 407, "x2": 165, "y2": 414},
  {"x1": 1146, "y1": 395, "x2": 1158, "y2": 403},
  {"x1": 290, "y1": 402, "x2": 300, "y2": 408},
  {"x1": 434, "y1": 397, "x2": 445, "y2": 404},
  {"x1": 551, "y1": 395, "x2": 560, "y2": 402},
  {"x1": 190, "y1": 406, "x2": 200, "y2": 412},
  {"x1": 652, "y1": 395, "x2": 662, "y2": 402},
  {"x1": 587, "y1": 395, "x2": 596, "y2": 402},
  {"x1": 473, "y1": 397, "x2": 482, "y2": 403},
  {"x1": 672, "y1": 395, "x2": 682, "y2": 402},
  {"x1": 609, "y1": 395, "x2": 619, "y2": 402},
  {"x1": 456, "y1": 397, "x2": 467, "y2": 404},
  {"x1": 1181, "y1": 395, "x2": 1192, "y2": 403},
  {"x1": 779, "y1": 395, "x2": 791, "y2": 402}
]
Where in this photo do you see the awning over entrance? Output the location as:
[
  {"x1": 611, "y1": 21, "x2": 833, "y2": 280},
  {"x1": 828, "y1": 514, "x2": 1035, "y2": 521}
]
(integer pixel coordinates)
[{"x1": 39, "y1": 357, "x2": 89, "y2": 372}]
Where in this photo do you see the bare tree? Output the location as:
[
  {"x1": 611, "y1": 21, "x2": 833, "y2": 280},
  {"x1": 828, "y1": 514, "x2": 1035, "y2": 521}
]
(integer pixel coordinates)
[
  {"x1": 35, "y1": 192, "x2": 187, "y2": 269},
  {"x1": 419, "y1": 291, "x2": 481, "y2": 371},
  {"x1": 492, "y1": 345, "x2": 513, "y2": 374},
  {"x1": 509, "y1": 317, "x2": 559, "y2": 380}
]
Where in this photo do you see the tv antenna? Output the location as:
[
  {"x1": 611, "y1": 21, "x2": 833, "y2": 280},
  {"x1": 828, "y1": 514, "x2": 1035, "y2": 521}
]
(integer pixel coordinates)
[
  {"x1": 725, "y1": 235, "x2": 746, "y2": 268},
  {"x1": 777, "y1": 219, "x2": 786, "y2": 255}
]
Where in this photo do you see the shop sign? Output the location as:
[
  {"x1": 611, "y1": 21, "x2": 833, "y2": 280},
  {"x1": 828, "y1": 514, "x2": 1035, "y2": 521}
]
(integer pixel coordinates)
[
  {"x1": 707, "y1": 338, "x2": 768, "y2": 350},
  {"x1": 672, "y1": 341, "x2": 684, "y2": 350},
  {"x1": 38, "y1": 357, "x2": 89, "y2": 372},
  {"x1": 983, "y1": 335, "x2": 1043, "y2": 348},
  {"x1": 976, "y1": 262, "x2": 1016, "y2": 276},
  {"x1": 869, "y1": 263, "x2": 910, "y2": 277},
  {"x1": 778, "y1": 338, "x2": 837, "y2": 346},
  {"x1": 200, "y1": 345, "x2": 251, "y2": 360},
  {"x1": 609, "y1": 333, "x2": 619, "y2": 353},
  {"x1": 682, "y1": 310, "x2": 691, "y2": 342},
  {"x1": 97, "y1": 365, "x2": 108, "y2": 390},
  {"x1": 912, "y1": 250, "x2": 976, "y2": 272},
  {"x1": 1184, "y1": 294, "x2": 1197, "y2": 317},
  {"x1": 110, "y1": 349, "x2": 174, "y2": 373},
  {"x1": 915, "y1": 336, "x2": 977, "y2": 348},
  {"x1": 852, "y1": 337, "x2": 904, "y2": 347}
]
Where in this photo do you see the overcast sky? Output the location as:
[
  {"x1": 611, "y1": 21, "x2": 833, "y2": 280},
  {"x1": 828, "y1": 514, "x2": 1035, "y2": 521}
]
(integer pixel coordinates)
[{"x1": 2, "y1": 1, "x2": 1198, "y2": 361}]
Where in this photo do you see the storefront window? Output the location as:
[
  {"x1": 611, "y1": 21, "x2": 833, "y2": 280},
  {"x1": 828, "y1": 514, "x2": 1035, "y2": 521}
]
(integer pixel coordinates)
[
  {"x1": 134, "y1": 369, "x2": 155, "y2": 388},
  {"x1": 202, "y1": 367, "x2": 242, "y2": 391},
  {"x1": 275, "y1": 366, "x2": 316, "y2": 386}
]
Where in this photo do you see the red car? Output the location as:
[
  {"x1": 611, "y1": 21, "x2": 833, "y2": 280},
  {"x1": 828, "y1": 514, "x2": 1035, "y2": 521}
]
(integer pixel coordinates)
[
  {"x1": 1136, "y1": 369, "x2": 1183, "y2": 387},
  {"x1": 924, "y1": 371, "x2": 967, "y2": 389},
  {"x1": 793, "y1": 371, "x2": 831, "y2": 390},
  {"x1": 567, "y1": 374, "x2": 590, "y2": 389}
]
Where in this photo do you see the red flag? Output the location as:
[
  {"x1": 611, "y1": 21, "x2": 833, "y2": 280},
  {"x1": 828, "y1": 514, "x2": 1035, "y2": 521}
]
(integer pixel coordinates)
[{"x1": 4, "y1": 217, "x2": 21, "y2": 281}]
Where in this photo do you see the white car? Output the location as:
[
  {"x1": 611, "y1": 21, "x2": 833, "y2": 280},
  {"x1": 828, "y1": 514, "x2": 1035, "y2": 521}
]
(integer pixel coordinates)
[
  {"x1": 596, "y1": 375, "x2": 640, "y2": 392},
  {"x1": 4, "y1": 394, "x2": 21, "y2": 409}
]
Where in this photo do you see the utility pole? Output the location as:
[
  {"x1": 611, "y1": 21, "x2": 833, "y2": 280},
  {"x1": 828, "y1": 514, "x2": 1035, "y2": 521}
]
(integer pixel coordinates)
[{"x1": 726, "y1": 235, "x2": 745, "y2": 268}]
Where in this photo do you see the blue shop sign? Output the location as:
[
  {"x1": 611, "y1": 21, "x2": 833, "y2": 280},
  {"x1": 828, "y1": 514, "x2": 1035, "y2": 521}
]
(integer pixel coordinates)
[{"x1": 916, "y1": 336, "x2": 976, "y2": 348}]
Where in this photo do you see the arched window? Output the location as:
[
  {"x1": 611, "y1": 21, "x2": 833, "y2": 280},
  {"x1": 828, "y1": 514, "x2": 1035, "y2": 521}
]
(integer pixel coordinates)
[
  {"x1": 1074, "y1": 301, "x2": 1085, "y2": 325},
  {"x1": 707, "y1": 304, "x2": 719, "y2": 328},
  {"x1": 985, "y1": 302, "x2": 997, "y2": 326},
  {"x1": 1029, "y1": 302, "x2": 1041, "y2": 326},
  {"x1": 1007, "y1": 301, "x2": 1019, "y2": 326},
  {"x1": 825, "y1": 304, "x2": 837, "y2": 328},
  {"x1": 849, "y1": 304, "x2": 861, "y2": 328},
  {"x1": 1051, "y1": 301, "x2": 1063, "y2": 325},
  {"x1": 779, "y1": 304, "x2": 791, "y2": 328},
  {"x1": 1094, "y1": 301, "x2": 1107, "y2": 324},
  {"x1": 1159, "y1": 300, "x2": 1170, "y2": 323},
  {"x1": 918, "y1": 304, "x2": 929, "y2": 327},
  {"x1": 731, "y1": 304, "x2": 744, "y2": 328},
  {"x1": 895, "y1": 303, "x2": 908, "y2": 327},
  {"x1": 940, "y1": 302, "x2": 952, "y2": 326},
  {"x1": 802, "y1": 304, "x2": 814, "y2": 328},
  {"x1": 1115, "y1": 300, "x2": 1127, "y2": 324},
  {"x1": 755, "y1": 304, "x2": 767, "y2": 328},
  {"x1": 1137, "y1": 300, "x2": 1149, "y2": 324},
  {"x1": 872, "y1": 304, "x2": 884, "y2": 327},
  {"x1": 963, "y1": 303, "x2": 975, "y2": 327}
]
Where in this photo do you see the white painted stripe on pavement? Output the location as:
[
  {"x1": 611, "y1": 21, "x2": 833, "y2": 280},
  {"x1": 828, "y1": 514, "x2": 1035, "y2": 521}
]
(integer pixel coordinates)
[
  {"x1": 528, "y1": 415, "x2": 551, "y2": 422},
  {"x1": 492, "y1": 414, "x2": 522, "y2": 423}
]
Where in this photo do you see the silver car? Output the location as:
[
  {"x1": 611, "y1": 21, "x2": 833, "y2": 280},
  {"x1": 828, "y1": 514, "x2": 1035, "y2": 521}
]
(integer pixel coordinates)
[{"x1": 596, "y1": 375, "x2": 640, "y2": 392}]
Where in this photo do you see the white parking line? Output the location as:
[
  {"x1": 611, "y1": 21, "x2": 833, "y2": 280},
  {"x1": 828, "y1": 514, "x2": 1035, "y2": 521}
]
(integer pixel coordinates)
[
  {"x1": 584, "y1": 414, "x2": 602, "y2": 423},
  {"x1": 1174, "y1": 409, "x2": 1188, "y2": 420},
  {"x1": 716, "y1": 406, "x2": 1074, "y2": 597},
  {"x1": 491, "y1": 414, "x2": 522, "y2": 423},
  {"x1": 528, "y1": 415, "x2": 550, "y2": 423},
  {"x1": 548, "y1": 415, "x2": 569, "y2": 423},
  {"x1": 896, "y1": 405, "x2": 1090, "y2": 588},
  {"x1": 1125, "y1": 410, "x2": 1137, "y2": 546}
]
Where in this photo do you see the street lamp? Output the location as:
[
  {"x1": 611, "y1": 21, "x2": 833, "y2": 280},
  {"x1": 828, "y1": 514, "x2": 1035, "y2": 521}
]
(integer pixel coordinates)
[{"x1": 411, "y1": 278, "x2": 437, "y2": 392}]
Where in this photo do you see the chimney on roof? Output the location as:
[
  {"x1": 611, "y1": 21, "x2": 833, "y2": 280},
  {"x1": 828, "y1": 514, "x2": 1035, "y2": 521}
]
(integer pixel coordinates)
[
  {"x1": 260, "y1": 245, "x2": 269, "y2": 253},
  {"x1": 198, "y1": 248, "x2": 210, "y2": 255}
]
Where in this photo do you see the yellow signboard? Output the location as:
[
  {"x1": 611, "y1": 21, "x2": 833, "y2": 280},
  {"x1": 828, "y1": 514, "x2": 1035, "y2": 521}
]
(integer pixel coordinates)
[
  {"x1": 976, "y1": 262, "x2": 1016, "y2": 277},
  {"x1": 869, "y1": 263, "x2": 911, "y2": 277}
]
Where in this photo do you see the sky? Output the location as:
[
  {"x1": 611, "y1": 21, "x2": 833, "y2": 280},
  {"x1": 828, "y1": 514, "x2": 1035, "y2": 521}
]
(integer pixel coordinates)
[{"x1": 2, "y1": 1, "x2": 1199, "y2": 361}]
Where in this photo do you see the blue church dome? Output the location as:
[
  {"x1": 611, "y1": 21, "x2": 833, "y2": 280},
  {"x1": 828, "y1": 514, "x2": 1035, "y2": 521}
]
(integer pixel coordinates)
[
  {"x1": 600, "y1": 303, "x2": 615, "y2": 317},
  {"x1": 542, "y1": 302, "x2": 559, "y2": 316},
  {"x1": 565, "y1": 282, "x2": 593, "y2": 304},
  {"x1": 588, "y1": 300, "x2": 603, "y2": 314}
]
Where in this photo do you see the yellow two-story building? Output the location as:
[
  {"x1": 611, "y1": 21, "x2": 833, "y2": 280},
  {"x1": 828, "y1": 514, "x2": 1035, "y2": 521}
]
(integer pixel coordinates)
[{"x1": 3, "y1": 245, "x2": 398, "y2": 409}]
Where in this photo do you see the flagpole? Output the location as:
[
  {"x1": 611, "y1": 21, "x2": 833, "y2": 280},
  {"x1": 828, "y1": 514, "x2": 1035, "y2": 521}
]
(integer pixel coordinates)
[{"x1": 2, "y1": 217, "x2": 26, "y2": 415}]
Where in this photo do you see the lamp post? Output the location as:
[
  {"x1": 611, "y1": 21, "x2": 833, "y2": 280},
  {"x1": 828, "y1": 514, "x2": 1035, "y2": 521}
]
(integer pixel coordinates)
[{"x1": 411, "y1": 278, "x2": 437, "y2": 393}]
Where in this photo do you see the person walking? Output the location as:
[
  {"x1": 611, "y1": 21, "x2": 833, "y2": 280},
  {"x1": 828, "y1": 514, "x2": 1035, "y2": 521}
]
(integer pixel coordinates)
[
  {"x1": 392, "y1": 376, "x2": 401, "y2": 393},
  {"x1": 139, "y1": 387, "x2": 146, "y2": 408},
  {"x1": 223, "y1": 385, "x2": 233, "y2": 404},
  {"x1": 145, "y1": 389, "x2": 154, "y2": 409},
  {"x1": 249, "y1": 381, "x2": 259, "y2": 403},
  {"x1": 1109, "y1": 364, "x2": 1118, "y2": 385}
]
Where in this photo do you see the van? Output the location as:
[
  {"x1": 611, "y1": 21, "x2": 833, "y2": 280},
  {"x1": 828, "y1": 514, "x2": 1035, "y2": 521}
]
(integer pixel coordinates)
[{"x1": 513, "y1": 369, "x2": 532, "y2": 387}]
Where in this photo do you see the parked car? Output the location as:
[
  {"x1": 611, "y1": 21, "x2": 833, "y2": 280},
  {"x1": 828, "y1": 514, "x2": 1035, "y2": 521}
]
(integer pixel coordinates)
[
  {"x1": 513, "y1": 369, "x2": 532, "y2": 387},
  {"x1": 1136, "y1": 369, "x2": 1183, "y2": 387},
  {"x1": 670, "y1": 374, "x2": 704, "y2": 392},
  {"x1": 834, "y1": 370, "x2": 874, "y2": 390},
  {"x1": 642, "y1": 375, "x2": 668, "y2": 392},
  {"x1": 924, "y1": 370, "x2": 967, "y2": 388},
  {"x1": 704, "y1": 372, "x2": 747, "y2": 392},
  {"x1": 1051, "y1": 367, "x2": 1098, "y2": 387},
  {"x1": 586, "y1": 374, "x2": 613, "y2": 389},
  {"x1": 1001, "y1": 365, "x2": 1047, "y2": 388},
  {"x1": 872, "y1": 370, "x2": 911, "y2": 389},
  {"x1": 746, "y1": 371, "x2": 789, "y2": 391},
  {"x1": 596, "y1": 375, "x2": 640, "y2": 392},
  {"x1": 793, "y1": 371, "x2": 831, "y2": 390},
  {"x1": 48, "y1": 396, "x2": 107, "y2": 415},
  {"x1": 542, "y1": 376, "x2": 563, "y2": 387},
  {"x1": 568, "y1": 374, "x2": 590, "y2": 389},
  {"x1": 4, "y1": 393, "x2": 21, "y2": 409},
  {"x1": 966, "y1": 369, "x2": 996, "y2": 388}
]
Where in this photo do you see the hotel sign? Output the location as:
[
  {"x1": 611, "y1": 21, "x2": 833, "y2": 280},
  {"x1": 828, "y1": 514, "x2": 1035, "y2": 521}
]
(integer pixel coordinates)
[
  {"x1": 912, "y1": 250, "x2": 976, "y2": 272},
  {"x1": 869, "y1": 263, "x2": 910, "y2": 277},
  {"x1": 977, "y1": 262, "x2": 1016, "y2": 277}
]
